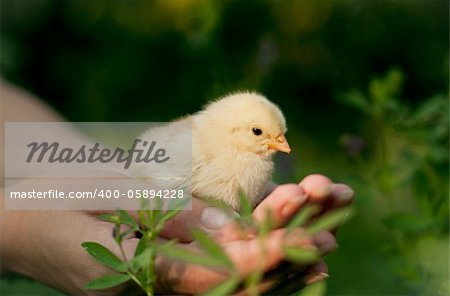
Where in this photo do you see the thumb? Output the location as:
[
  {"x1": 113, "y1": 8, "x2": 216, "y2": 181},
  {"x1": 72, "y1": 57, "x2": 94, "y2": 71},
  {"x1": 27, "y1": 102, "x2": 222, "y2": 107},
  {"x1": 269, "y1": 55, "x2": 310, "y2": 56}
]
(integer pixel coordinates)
[{"x1": 159, "y1": 197, "x2": 237, "y2": 242}]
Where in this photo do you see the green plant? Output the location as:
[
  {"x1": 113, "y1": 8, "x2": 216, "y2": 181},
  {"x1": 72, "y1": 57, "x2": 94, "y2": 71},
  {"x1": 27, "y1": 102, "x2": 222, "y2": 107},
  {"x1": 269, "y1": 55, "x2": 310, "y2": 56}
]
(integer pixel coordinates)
[
  {"x1": 82, "y1": 193, "x2": 352, "y2": 296},
  {"x1": 339, "y1": 68, "x2": 449, "y2": 295}
]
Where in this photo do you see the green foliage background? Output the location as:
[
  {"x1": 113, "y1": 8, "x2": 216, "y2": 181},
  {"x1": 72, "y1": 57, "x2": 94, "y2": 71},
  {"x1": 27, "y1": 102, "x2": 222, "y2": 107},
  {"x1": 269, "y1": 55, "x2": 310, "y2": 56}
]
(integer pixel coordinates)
[{"x1": 1, "y1": 0, "x2": 448, "y2": 295}]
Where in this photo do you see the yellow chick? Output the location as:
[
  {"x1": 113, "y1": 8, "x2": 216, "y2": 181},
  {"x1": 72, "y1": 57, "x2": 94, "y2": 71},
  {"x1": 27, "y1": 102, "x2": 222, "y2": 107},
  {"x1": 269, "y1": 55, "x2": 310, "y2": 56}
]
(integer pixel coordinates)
[{"x1": 134, "y1": 91, "x2": 290, "y2": 210}]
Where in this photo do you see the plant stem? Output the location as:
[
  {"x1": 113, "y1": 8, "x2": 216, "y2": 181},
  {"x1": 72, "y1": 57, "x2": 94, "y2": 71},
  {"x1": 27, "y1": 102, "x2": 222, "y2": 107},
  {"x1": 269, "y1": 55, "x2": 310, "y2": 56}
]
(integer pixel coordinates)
[
  {"x1": 128, "y1": 271, "x2": 147, "y2": 293},
  {"x1": 118, "y1": 241, "x2": 128, "y2": 264},
  {"x1": 146, "y1": 236, "x2": 155, "y2": 296},
  {"x1": 144, "y1": 209, "x2": 158, "y2": 296}
]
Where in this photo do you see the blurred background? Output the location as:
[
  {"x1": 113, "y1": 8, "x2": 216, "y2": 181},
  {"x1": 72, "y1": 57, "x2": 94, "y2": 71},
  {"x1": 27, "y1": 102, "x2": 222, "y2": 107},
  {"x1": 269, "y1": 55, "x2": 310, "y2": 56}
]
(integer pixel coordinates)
[{"x1": 1, "y1": 0, "x2": 448, "y2": 295}]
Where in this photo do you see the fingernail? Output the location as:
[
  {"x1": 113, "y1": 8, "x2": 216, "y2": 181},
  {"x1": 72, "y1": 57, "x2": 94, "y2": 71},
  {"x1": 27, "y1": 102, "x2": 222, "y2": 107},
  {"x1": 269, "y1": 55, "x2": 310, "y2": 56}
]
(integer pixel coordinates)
[
  {"x1": 305, "y1": 272, "x2": 329, "y2": 285},
  {"x1": 337, "y1": 188, "x2": 354, "y2": 202},
  {"x1": 312, "y1": 184, "x2": 333, "y2": 197},
  {"x1": 200, "y1": 207, "x2": 237, "y2": 230},
  {"x1": 281, "y1": 194, "x2": 307, "y2": 217},
  {"x1": 318, "y1": 241, "x2": 338, "y2": 255}
]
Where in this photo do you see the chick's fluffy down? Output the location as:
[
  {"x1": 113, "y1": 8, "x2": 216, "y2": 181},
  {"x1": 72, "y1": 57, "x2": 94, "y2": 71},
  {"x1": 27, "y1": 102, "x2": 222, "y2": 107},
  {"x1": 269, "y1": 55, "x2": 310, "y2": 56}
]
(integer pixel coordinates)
[{"x1": 133, "y1": 91, "x2": 288, "y2": 210}]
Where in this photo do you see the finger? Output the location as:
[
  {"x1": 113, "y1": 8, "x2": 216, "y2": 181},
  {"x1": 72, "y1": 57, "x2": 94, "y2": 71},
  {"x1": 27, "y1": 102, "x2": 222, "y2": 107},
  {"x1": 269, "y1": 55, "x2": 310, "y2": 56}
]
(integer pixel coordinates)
[
  {"x1": 312, "y1": 230, "x2": 337, "y2": 256},
  {"x1": 252, "y1": 184, "x2": 307, "y2": 228},
  {"x1": 257, "y1": 232, "x2": 335, "y2": 295},
  {"x1": 211, "y1": 220, "x2": 258, "y2": 243},
  {"x1": 89, "y1": 198, "x2": 238, "y2": 243},
  {"x1": 232, "y1": 272, "x2": 281, "y2": 296},
  {"x1": 215, "y1": 259, "x2": 330, "y2": 296},
  {"x1": 213, "y1": 182, "x2": 321, "y2": 244},
  {"x1": 285, "y1": 229, "x2": 337, "y2": 256},
  {"x1": 319, "y1": 184, "x2": 354, "y2": 234},
  {"x1": 156, "y1": 229, "x2": 289, "y2": 294},
  {"x1": 306, "y1": 260, "x2": 328, "y2": 274},
  {"x1": 298, "y1": 174, "x2": 333, "y2": 202},
  {"x1": 159, "y1": 198, "x2": 237, "y2": 242},
  {"x1": 214, "y1": 184, "x2": 308, "y2": 243},
  {"x1": 262, "y1": 260, "x2": 329, "y2": 295},
  {"x1": 281, "y1": 260, "x2": 328, "y2": 282},
  {"x1": 223, "y1": 229, "x2": 288, "y2": 277},
  {"x1": 326, "y1": 183, "x2": 354, "y2": 209},
  {"x1": 303, "y1": 260, "x2": 329, "y2": 285}
]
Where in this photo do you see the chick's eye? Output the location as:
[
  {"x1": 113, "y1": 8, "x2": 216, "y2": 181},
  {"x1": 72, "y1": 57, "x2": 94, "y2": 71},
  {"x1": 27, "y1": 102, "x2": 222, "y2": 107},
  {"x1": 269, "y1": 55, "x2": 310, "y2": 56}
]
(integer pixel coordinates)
[{"x1": 252, "y1": 128, "x2": 263, "y2": 136}]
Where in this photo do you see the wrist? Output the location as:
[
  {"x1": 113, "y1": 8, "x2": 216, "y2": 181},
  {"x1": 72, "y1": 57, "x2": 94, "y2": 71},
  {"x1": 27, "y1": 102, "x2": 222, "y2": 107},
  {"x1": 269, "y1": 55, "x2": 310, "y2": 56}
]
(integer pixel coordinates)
[{"x1": 0, "y1": 188, "x2": 27, "y2": 273}]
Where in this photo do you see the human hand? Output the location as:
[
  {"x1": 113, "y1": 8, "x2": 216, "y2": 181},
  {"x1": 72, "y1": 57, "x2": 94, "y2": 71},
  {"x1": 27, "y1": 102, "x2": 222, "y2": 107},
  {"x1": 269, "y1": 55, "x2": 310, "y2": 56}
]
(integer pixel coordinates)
[
  {"x1": 0, "y1": 198, "x2": 329, "y2": 295},
  {"x1": 153, "y1": 174, "x2": 353, "y2": 294},
  {"x1": 258, "y1": 174, "x2": 354, "y2": 293},
  {"x1": 0, "y1": 204, "x2": 135, "y2": 295},
  {"x1": 0, "y1": 173, "x2": 352, "y2": 295}
]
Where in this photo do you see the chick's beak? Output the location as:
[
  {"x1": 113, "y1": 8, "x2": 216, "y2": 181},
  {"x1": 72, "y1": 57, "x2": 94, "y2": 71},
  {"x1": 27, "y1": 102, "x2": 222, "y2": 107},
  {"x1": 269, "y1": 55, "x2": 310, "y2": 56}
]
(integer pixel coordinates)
[{"x1": 268, "y1": 135, "x2": 291, "y2": 154}]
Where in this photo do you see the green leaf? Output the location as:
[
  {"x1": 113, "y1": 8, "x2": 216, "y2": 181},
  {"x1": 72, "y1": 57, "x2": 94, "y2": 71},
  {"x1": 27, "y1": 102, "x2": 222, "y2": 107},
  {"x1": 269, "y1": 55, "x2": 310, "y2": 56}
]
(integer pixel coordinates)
[
  {"x1": 118, "y1": 210, "x2": 139, "y2": 229},
  {"x1": 130, "y1": 234, "x2": 155, "y2": 274},
  {"x1": 192, "y1": 229, "x2": 234, "y2": 270},
  {"x1": 338, "y1": 90, "x2": 371, "y2": 113},
  {"x1": 385, "y1": 68, "x2": 403, "y2": 94},
  {"x1": 200, "y1": 276, "x2": 240, "y2": 296},
  {"x1": 238, "y1": 190, "x2": 252, "y2": 218},
  {"x1": 130, "y1": 247, "x2": 153, "y2": 270},
  {"x1": 287, "y1": 205, "x2": 320, "y2": 232},
  {"x1": 292, "y1": 280, "x2": 327, "y2": 296},
  {"x1": 158, "y1": 209, "x2": 181, "y2": 226},
  {"x1": 259, "y1": 208, "x2": 274, "y2": 235},
  {"x1": 369, "y1": 68, "x2": 403, "y2": 105},
  {"x1": 134, "y1": 234, "x2": 148, "y2": 257},
  {"x1": 98, "y1": 214, "x2": 120, "y2": 224},
  {"x1": 81, "y1": 242, "x2": 127, "y2": 272},
  {"x1": 244, "y1": 270, "x2": 264, "y2": 293},
  {"x1": 284, "y1": 247, "x2": 319, "y2": 264},
  {"x1": 85, "y1": 274, "x2": 131, "y2": 290},
  {"x1": 304, "y1": 207, "x2": 353, "y2": 235},
  {"x1": 384, "y1": 212, "x2": 429, "y2": 233},
  {"x1": 158, "y1": 244, "x2": 225, "y2": 267},
  {"x1": 414, "y1": 95, "x2": 447, "y2": 123}
]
